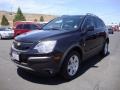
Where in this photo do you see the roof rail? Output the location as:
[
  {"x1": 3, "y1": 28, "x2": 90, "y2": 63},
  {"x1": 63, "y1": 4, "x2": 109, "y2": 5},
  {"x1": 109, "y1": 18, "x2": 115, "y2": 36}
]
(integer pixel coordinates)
[{"x1": 86, "y1": 13, "x2": 98, "y2": 17}]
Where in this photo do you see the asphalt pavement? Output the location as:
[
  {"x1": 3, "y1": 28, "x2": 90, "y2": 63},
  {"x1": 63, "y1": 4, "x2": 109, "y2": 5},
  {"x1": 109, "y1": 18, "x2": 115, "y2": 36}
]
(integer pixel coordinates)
[{"x1": 0, "y1": 32, "x2": 120, "y2": 90}]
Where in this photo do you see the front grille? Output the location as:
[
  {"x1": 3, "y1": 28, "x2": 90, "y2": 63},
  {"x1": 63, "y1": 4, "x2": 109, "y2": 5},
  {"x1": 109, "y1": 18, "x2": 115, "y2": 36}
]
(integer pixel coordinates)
[
  {"x1": 13, "y1": 41, "x2": 33, "y2": 50},
  {"x1": 9, "y1": 33, "x2": 13, "y2": 36},
  {"x1": 19, "y1": 54, "x2": 28, "y2": 63}
]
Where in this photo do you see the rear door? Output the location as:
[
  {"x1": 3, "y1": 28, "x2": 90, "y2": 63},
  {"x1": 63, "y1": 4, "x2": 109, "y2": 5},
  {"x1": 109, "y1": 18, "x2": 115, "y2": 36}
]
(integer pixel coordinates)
[
  {"x1": 15, "y1": 24, "x2": 32, "y2": 36},
  {"x1": 93, "y1": 17, "x2": 106, "y2": 49}
]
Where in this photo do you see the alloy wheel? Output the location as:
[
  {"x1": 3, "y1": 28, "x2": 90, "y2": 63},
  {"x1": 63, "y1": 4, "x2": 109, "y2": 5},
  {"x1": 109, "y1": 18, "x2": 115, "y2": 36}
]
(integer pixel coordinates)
[{"x1": 67, "y1": 55, "x2": 79, "y2": 76}]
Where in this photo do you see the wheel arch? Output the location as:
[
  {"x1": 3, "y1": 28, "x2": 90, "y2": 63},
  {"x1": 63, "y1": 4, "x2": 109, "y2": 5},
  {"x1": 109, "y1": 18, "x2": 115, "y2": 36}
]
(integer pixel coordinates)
[
  {"x1": 106, "y1": 38, "x2": 109, "y2": 44},
  {"x1": 58, "y1": 45, "x2": 83, "y2": 72}
]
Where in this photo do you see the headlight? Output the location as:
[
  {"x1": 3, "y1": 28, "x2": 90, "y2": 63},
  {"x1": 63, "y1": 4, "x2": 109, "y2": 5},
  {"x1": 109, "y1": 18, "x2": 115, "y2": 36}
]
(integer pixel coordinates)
[{"x1": 34, "y1": 40, "x2": 57, "y2": 54}]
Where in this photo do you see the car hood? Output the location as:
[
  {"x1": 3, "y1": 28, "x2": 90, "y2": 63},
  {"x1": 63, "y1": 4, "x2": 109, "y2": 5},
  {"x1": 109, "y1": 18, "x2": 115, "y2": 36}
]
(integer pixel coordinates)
[{"x1": 15, "y1": 30, "x2": 69, "y2": 42}]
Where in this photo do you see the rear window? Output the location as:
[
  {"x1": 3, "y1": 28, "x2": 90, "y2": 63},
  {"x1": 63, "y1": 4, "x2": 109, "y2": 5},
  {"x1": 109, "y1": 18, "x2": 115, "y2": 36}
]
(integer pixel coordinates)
[{"x1": 94, "y1": 17, "x2": 106, "y2": 28}]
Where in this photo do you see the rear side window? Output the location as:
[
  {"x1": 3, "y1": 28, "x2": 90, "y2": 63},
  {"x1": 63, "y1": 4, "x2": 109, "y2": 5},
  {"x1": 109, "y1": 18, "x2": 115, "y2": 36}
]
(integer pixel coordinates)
[
  {"x1": 31, "y1": 24, "x2": 39, "y2": 30},
  {"x1": 16, "y1": 24, "x2": 23, "y2": 29},
  {"x1": 94, "y1": 17, "x2": 105, "y2": 28},
  {"x1": 23, "y1": 24, "x2": 31, "y2": 30},
  {"x1": 15, "y1": 24, "x2": 39, "y2": 30},
  {"x1": 100, "y1": 19, "x2": 105, "y2": 27}
]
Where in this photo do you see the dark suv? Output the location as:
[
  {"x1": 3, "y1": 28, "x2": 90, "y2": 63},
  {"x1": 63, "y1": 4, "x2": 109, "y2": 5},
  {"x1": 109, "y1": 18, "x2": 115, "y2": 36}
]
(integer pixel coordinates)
[{"x1": 10, "y1": 14, "x2": 109, "y2": 80}]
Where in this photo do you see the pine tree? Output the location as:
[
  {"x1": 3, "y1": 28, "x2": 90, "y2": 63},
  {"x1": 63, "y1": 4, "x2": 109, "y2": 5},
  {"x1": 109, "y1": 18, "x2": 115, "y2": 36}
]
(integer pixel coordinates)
[
  {"x1": 40, "y1": 16, "x2": 44, "y2": 22},
  {"x1": 13, "y1": 7, "x2": 26, "y2": 22},
  {"x1": 1, "y1": 15, "x2": 9, "y2": 26}
]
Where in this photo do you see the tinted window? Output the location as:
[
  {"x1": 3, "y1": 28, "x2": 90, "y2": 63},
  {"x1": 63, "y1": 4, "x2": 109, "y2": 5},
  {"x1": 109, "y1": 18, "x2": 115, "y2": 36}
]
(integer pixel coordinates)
[
  {"x1": 31, "y1": 24, "x2": 38, "y2": 30},
  {"x1": 94, "y1": 17, "x2": 105, "y2": 28},
  {"x1": 82, "y1": 17, "x2": 94, "y2": 31},
  {"x1": 16, "y1": 24, "x2": 23, "y2": 29},
  {"x1": 100, "y1": 19, "x2": 105, "y2": 27},
  {"x1": 23, "y1": 24, "x2": 31, "y2": 30}
]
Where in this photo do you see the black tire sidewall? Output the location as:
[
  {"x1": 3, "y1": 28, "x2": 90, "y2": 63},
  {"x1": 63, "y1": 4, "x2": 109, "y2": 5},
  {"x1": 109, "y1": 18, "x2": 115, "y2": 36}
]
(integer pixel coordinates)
[
  {"x1": 102, "y1": 42, "x2": 109, "y2": 56},
  {"x1": 0, "y1": 35, "x2": 2, "y2": 39}
]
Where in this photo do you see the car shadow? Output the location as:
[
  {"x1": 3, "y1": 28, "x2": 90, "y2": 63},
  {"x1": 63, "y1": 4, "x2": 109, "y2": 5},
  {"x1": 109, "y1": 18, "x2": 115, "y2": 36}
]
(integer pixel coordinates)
[
  {"x1": 0, "y1": 38, "x2": 13, "y2": 40},
  {"x1": 17, "y1": 53, "x2": 110, "y2": 85}
]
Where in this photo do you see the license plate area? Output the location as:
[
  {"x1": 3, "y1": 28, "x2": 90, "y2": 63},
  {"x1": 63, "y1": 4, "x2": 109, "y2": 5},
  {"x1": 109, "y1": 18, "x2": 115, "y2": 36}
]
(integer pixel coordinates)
[{"x1": 12, "y1": 52, "x2": 19, "y2": 61}]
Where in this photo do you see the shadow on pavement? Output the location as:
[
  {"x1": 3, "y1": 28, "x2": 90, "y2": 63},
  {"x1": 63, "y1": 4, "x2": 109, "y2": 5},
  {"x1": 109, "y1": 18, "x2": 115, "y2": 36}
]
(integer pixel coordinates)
[
  {"x1": 0, "y1": 38, "x2": 13, "y2": 40},
  {"x1": 17, "y1": 53, "x2": 109, "y2": 85}
]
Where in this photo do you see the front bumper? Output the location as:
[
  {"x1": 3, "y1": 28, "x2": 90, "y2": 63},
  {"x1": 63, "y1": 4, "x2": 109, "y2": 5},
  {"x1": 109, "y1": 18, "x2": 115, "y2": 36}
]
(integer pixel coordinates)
[
  {"x1": 2, "y1": 34, "x2": 14, "y2": 39},
  {"x1": 10, "y1": 47, "x2": 63, "y2": 74}
]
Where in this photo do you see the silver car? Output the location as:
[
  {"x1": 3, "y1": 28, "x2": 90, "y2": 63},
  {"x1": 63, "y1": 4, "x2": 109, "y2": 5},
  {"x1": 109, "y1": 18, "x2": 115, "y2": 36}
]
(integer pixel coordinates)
[{"x1": 0, "y1": 27, "x2": 14, "y2": 39}]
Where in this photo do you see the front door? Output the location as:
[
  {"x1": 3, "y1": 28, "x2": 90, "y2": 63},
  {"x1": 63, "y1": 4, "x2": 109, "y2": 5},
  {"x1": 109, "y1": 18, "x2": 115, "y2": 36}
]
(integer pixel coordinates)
[{"x1": 81, "y1": 16, "x2": 98, "y2": 58}]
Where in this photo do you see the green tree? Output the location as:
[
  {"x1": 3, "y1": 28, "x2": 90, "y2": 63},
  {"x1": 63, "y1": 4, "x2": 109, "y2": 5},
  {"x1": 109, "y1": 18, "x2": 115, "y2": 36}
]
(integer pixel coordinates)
[
  {"x1": 40, "y1": 16, "x2": 44, "y2": 22},
  {"x1": 1, "y1": 15, "x2": 9, "y2": 26},
  {"x1": 13, "y1": 7, "x2": 26, "y2": 22}
]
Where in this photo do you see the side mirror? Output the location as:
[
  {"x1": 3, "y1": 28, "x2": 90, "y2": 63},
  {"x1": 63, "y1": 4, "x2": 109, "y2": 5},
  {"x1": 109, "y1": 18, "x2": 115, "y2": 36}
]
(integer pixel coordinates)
[{"x1": 87, "y1": 26, "x2": 94, "y2": 31}]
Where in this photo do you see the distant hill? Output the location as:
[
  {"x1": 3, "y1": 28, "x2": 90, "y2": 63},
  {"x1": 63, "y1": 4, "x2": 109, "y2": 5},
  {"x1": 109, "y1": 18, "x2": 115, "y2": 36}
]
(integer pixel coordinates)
[{"x1": 0, "y1": 11, "x2": 56, "y2": 26}]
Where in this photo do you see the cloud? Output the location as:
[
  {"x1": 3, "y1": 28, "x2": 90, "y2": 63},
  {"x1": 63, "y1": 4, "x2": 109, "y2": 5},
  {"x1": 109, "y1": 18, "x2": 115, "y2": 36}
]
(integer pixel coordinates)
[
  {"x1": 0, "y1": 0, "x2": 67, "y2": 14},
  {"x1": 0, "y1": 0, "x2": 16, "y2": 4}
]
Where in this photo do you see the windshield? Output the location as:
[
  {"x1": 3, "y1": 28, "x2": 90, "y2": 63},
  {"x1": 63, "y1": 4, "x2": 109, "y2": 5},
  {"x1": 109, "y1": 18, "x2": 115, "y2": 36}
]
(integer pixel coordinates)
[
  {"x1": 0, "y1": 28, "x2": 11, "y2": 31},
  {"x1": 42, "y1": 16, "x2": 84, "y2": 31}
]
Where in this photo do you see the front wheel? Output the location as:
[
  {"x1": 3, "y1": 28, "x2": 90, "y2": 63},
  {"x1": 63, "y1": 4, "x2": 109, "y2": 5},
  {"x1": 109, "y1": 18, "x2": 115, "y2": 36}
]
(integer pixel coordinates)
[{"x1": 61, "y1": 51, "x2": 81, "y2": 80}]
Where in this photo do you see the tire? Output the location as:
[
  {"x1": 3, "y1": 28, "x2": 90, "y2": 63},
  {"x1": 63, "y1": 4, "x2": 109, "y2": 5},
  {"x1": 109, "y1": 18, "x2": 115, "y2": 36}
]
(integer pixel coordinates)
[
  {"x1": 61, "y1": 51, "x2": 81, "y2": 80},
  {"x1": 0, "y1": 35, "x2": 2, "y2": 40},
  {"x1": 112, "y1": 31, "x2": 114, "y2": 34},
  {"x1": 101, "y1": 42, "x2": 109, "y2": 56}
]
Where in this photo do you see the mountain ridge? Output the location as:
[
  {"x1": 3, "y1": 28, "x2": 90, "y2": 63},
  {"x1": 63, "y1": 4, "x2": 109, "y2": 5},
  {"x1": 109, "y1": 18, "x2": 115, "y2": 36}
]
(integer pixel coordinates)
[{"x1": 0, "y1": 11, "x2": 56, "y2": 26}]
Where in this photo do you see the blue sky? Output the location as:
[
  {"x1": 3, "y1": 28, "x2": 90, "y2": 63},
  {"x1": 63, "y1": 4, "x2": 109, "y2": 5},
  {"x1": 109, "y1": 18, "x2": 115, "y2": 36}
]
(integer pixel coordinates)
[{"x1": 0, "y1": 0, "x2": 120, "y2": 24}]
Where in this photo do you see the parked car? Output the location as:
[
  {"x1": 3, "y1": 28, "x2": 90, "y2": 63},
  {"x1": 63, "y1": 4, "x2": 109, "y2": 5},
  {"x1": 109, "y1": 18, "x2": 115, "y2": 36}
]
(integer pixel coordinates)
[
  {"x1": 118, "y1": 27, "x2": 120, "y2": 32},
  {"x1": 107, "y1": 26, "x2": 114, "y2": 34},
  {"x1": 112, "y1": 25, "x2": 119, "y2": 32},
  {"x1": 10, "y1": 14, "x2": 109, "y2": 80},
  {"x1": 0, "y1": 27, "x2": 14, "y2": 39},
  {"x1": 13, "y1": 21, "x2": 42, "y2": 37}
]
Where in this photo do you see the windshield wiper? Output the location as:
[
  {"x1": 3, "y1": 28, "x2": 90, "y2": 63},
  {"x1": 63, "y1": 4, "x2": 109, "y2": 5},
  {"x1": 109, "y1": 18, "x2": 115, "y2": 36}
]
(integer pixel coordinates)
[{"x1": 44, "y1": 28, "x2": 60, "y2": 30}]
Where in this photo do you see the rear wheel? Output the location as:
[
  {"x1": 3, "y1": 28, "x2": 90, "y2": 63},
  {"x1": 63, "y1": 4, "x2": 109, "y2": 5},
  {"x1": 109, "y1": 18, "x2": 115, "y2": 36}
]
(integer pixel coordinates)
[
  {"x1": 0, "y1": 35, "x2": 2, "y2": 40},
  {"x1": 61, "y1": 51, "x2": 81, "y2": 80},
  {"x1": 101, "y1": 42, "x2": 109, "y2": 56}
]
